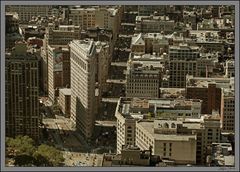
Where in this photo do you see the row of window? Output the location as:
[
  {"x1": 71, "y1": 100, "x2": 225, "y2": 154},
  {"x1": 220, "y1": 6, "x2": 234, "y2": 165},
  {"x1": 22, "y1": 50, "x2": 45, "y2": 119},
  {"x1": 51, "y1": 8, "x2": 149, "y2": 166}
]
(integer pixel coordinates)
[
  {"x1": 71, "y1": 52, "x2": 87, "y2": 70},
  {"x1": 129, "y1": 79, "x2": 159, "y2": 82}
]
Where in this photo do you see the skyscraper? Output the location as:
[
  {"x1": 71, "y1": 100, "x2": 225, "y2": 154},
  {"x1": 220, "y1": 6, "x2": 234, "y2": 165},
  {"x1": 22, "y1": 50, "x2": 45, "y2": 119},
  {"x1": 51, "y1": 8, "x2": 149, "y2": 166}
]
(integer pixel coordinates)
[
  {"x1": 5, "y1": 41, "x2": 40, "y2": 141},
  {"x1": 69, "y1": 39, "x2": 97, "y2": 139},
  {"x1": 169, "y1": 44, "x2": 199, "y2": 88}
]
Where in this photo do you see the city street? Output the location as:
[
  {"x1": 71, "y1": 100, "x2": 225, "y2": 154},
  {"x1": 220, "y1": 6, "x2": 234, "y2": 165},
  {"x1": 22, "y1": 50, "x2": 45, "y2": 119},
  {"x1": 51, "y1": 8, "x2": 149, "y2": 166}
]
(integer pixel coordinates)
[{"x1": 63, "y1": 152, "x2": 104, "y2": 167}]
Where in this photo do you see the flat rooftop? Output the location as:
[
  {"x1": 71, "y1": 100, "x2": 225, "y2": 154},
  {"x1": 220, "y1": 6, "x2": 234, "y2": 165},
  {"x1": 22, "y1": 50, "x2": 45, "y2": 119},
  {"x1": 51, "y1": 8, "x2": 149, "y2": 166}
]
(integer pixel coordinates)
[
  {"x1": 137, "y1": 121, "x2": 196, "y2": 141},
  {"x1": 118, "y1": 97, "x2": 202, "y2": 119},
  {"x1": 70, "y1": 39, "x2": 96, "y2": 56},
  {"x1": 169, "y1": 44, "x2": 199, "y2": 50},
  {"x1": 186, "y1": 76, "x2": 233, "y2": 88},
  {"x1": 136, "y1": 15, "x2": 173, "y2": 22},
  {"x1": 70, "y1": 6, "x2": 118, "y2": 15},
  {"x1": 48, "y1": 44, "x2": 69, "y2": 51}
]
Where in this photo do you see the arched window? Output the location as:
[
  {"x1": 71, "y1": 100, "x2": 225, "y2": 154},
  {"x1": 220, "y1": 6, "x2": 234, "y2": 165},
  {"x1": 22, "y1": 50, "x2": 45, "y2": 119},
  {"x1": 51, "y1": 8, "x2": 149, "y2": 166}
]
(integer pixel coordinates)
[
  {"x1": 164, "y1": 123, "x2": 169, "y2": 128},
  {"x1": 171, "y1": 123, "x2": 176, "y2": 128}
]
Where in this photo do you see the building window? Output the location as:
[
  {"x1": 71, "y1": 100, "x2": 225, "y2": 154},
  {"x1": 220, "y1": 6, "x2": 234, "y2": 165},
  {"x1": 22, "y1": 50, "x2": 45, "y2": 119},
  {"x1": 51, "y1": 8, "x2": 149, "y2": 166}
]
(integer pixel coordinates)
[{"x1": 164, "y1": 123, "x2": 169, "y2": 128}]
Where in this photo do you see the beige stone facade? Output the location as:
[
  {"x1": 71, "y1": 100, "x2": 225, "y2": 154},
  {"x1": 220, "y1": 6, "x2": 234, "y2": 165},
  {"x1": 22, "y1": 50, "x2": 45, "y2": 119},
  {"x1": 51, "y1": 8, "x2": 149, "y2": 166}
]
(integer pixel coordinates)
[
  {"x1": 6, "y1": 5, "x2": 52, "y2": 23},
  {"x1": 136, "y1": 120, "x2": 197, "y2": 165},
  {"x1": 69, "y1": 39, "x2": 97, "y2": 139}
]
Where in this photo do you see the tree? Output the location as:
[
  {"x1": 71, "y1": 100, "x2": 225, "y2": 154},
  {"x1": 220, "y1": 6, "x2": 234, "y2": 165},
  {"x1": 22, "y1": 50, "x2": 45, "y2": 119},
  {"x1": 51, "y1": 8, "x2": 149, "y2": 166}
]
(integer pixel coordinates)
[
  {"x1": 6, "y1": 136, "x2": 64, "y2": 167},
  {"x1": 33, "y1": 153, "x2": 50, "y2": 166},
  {"x1": 6, "y1": 136, "x2": 36, "y2": 157},
  {"x1": 34, "y1": 144, "x2": 64, "y2": 166}
]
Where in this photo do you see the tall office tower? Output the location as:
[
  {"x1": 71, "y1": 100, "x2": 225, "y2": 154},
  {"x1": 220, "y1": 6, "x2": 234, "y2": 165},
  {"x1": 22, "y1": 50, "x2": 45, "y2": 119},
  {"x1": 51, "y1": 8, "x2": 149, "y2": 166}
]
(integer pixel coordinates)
[
  {"x1": 5, "y1": 41, "x2": 40, "y2": 141},
  {"x1": 6, "y1": 5, "x2": 52, "y2": 23},
  {"x1": 5, "y1": 12, "x2": 23, "y2": 49},
  {"x1": 47, "y1": 45, "x2": 70, "y2": 102},
  {"x1": 68, "y1": 6, "x2": 121, "y2": 40},
  {"x1": 69, "y1": 39, "x2": 97, "y2": 139},
  {"x1": 169, "y1": 44, "x2": 200, "y2": 88},
  {"x1": 221, "y1": 89, "x2": 235, "y2": 133},
  {"x1": 125, "y1": 55, "x2": 162, "y2": 98}
]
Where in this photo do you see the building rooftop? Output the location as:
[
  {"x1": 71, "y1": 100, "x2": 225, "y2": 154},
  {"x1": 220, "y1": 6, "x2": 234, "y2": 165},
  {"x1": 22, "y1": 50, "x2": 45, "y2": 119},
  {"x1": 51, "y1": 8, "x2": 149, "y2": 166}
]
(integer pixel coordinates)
[
  {"x1": 117, "y1": 97, "x2": 202, "y2": 119},
  {"x1": 223, "y1": 88, "x2": 234, "y2": 97},
  {"x1": 6, "y1": 12, "x2": 19, "y2": 20},
  {"x1": 130, "y1": 53, "x2": 168, "y2": 66},
  {"x1": 131, "y1": 33, "x2": 145, "y2": 45},
  {"x1": 160, "y1": 88, "x2": 185, "y2": 99},
  {"x1": 223, "y1": 156, "x2": 235, "y2": 166},
  {"x1": 70, "y1": 6, "x2": 119, "y2": 16},
  {"x1": 211, "y1": 142, "x2": 234, "y2": 166},
  {"x1": 137, "y1": 121, "x2": 196, "y2": 141},
  {"x1": 58, "y1": 25, "x2": 80, "y2": 30},
  {"x1": 225, "y1": 59, "x2": 234, "y2": 65},
  {"x1": 127, "y1": 54, "x2": 165, "y2": 74},
  {"x1": 131, "y1": 33, "x2": 170, "y2": 45},
  {"x1": 189, "y1": 30, "x2": 222, "y2": 43},
  {"x1": 169, "y1": 44, "x2": 199, "y2": 51},
  {"x1": 130, "y1": 67, "x2": 161, "y2": 75},
  {"x1": 186, "y1": 75, "x2": 234, "y2": 89},
  {"x1": 136, "y1": 15, "x2": 173, "y2": 22},
  {"x1": 48, "y1": 44, "x2": 69, "y2": 52},
  {"x1": 70, "y1": 39, "x2": 96, "y2": 56}
]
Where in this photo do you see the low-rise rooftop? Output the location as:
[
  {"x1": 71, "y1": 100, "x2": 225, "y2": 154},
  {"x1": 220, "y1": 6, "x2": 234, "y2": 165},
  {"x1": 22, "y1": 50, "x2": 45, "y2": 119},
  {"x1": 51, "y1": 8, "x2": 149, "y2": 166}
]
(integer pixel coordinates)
[
  {"x1": 186, "y1": 75, "x2": 234, "y2": 89},
  {"x1": 137, "y1": 121, "x2": 197, "y2": 141}
]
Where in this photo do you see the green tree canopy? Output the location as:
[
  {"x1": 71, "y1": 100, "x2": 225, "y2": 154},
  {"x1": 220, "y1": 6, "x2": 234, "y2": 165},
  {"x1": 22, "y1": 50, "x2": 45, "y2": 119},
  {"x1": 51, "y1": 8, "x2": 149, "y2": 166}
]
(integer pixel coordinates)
[
  {"x1": 6, "y1": 136, "x2": 36, "y2": 157},
  {"x1": 6, "y1": 136, "x2": 64, "y2": 167},
  {"x1": 34, "y1": 144, "x2": 64, "y2": 166}
]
